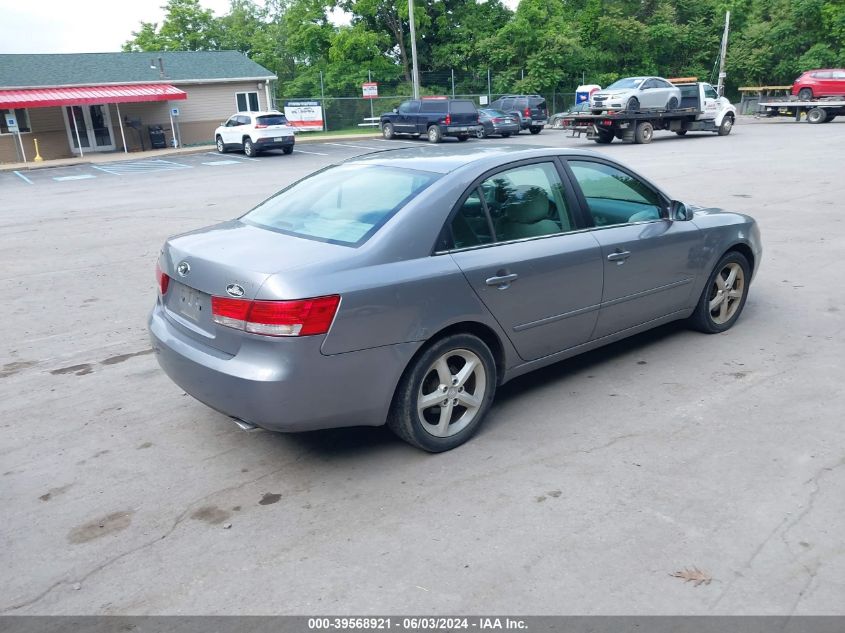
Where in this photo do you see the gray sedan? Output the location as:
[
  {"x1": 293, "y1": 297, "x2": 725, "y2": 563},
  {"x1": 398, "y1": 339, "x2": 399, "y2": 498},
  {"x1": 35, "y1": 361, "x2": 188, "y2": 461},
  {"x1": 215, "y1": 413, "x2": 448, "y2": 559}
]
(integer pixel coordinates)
[
  {"x1": 591, "y1": 76, "x2": 682, "y2": 113},
  {"x1": 149, "y1": 146, "x2": 762, "y2": 452}
]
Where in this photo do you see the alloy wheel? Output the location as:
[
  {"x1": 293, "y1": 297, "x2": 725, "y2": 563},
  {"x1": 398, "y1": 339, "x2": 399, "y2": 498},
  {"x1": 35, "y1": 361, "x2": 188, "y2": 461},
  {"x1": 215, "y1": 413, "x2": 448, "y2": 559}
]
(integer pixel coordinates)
[
  {"x1": 417, "y1": 349, "x2": 487, "y2": 438},
  {"x1": 708, "y1": 262, "x2": 745, "y2": 324}
]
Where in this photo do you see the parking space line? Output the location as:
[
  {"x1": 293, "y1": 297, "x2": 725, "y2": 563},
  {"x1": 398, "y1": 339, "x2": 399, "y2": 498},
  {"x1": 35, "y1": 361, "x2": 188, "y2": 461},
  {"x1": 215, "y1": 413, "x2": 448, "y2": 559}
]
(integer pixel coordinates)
[
  {"x1": 201, "y1": 160, "x2": 242, "y2": 166},
  {"x1": 91, "y1": 165, "x2": 120, "y2": 175},
  {"x1": 155, "y1": 159, "x2": 190, "y2": 168},
  {"x1": 13, "y1": 171, "x2": 33, "y2": 184},
  {"x1": 224, "y1": 154, "x2": 261, "y2": 162},
  {"x1": 53, "y1": 174, "x2": 96, "y2": 181},
  {"x1": 293, "y1": 149, "x2": 329, "y2": 156},
  {"x1": 324, "y1": 143, "x2": 383, "y2": 151}
]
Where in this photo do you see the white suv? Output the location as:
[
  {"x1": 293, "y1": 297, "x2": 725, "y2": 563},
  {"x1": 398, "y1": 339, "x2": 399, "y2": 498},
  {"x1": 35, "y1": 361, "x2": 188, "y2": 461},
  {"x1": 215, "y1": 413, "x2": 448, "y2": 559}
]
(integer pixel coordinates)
[{"x1": 215, "y1": 111, "x2": 296, "y2": 157}]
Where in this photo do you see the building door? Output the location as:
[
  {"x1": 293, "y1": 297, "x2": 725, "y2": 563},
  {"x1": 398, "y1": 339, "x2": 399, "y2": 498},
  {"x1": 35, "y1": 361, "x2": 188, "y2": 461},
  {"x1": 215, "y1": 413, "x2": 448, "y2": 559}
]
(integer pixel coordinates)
[{"x1": 64, "y1": 105, "x2": 115, "y2": 153}]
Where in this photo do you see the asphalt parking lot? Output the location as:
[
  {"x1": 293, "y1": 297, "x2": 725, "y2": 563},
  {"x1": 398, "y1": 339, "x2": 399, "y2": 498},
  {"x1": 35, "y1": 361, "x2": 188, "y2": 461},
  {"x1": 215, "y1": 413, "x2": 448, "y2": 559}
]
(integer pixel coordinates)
[{"x1": 2, "y1": 120, "x2": 844, "y2": 615}]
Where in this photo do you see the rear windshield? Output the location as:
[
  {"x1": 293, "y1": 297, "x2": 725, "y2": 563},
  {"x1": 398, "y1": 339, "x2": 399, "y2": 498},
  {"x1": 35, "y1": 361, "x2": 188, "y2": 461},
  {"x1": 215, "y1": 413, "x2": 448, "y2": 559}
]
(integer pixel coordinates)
[
  {"x1": 241, "y1": 165, "x2": 439, "y2": 246},
  {"x1": 481, "y1": 109, "x2": 508, "y2": 117},
  {"x1": 449, "y1": 100, "x2": 477, "y2": 114},
  {"x1": 256, "y1": 114, "x2": 288, "y2": 125}
]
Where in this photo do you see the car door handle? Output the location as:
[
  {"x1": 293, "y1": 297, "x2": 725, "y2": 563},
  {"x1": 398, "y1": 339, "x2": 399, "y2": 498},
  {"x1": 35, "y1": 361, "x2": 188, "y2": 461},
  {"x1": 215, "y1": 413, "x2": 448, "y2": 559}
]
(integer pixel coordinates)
[
  {"x1": 607, "y1": 250, "x2": 631, "y2": 262},
  {"x1": 486, "y1": 273, "x2": 519, "y2": 288}
]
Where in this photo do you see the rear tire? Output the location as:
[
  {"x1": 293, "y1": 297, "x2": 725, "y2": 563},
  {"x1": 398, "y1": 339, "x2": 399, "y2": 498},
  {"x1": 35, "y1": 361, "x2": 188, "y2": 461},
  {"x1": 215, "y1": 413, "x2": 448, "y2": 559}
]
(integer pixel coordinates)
[
  {"x1": 529, "y1": 126, "x2": 542, "y2": 134},
  {"x1": 387, "y1": 334, "x2": 497, "y2": 452},
  {"x1": 427, "y1": 125, "x2": 442, "y2": 143},
  {"x1": 634, "y1": 121, "x2": 653, "y2": 144},
  {"x1": 282, "y1": 146, "x2": 293, "y2": 155},
  {"x1": 243, "y1": 138, "x2": 256, "y2": 157},
  {"x1": 798, "y1": 88, "x2": 813, "y2": 101},
  {"x1": 476, "y1": 128, "x2": 486, "y2": 139},
  {"x1": 667, "y1": 96, "x2": 679, "y2": 111},
  {"x1": 382, "y1": 122, "x2": 395, "y2": 139},
  {"x1": 675, "y1": 130, "x2": 688, "y2": 136},
  {"x1": 807, "y1": 108, "x2": 827, "y2": 124},
  {"x1": 457, "y1": 134, "x2": 469, "y2": 142},
  {"x1": 688, "y1": 251, "x2": 751, "y2": 334},
  {"x1": 717, "y1": 115, "x2": 734, "y2": 135},
  {"x1": 501, "y1": 132, "x2": 511, "y2": 138}
]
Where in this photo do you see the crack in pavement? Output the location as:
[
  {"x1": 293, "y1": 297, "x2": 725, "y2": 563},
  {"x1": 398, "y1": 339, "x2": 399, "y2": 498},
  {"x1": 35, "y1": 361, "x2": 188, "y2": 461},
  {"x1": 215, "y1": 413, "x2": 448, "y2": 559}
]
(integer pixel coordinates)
[{"x1": 0, "y1": 456, "x2": 304, "y2": 613}]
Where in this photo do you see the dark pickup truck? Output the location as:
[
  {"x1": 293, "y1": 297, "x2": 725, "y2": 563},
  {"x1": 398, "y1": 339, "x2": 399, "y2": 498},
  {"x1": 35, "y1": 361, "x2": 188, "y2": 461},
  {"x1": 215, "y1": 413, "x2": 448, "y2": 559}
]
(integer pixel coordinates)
[{"x1": 381, "y1": 98, "x2": 480, "y2": 143}]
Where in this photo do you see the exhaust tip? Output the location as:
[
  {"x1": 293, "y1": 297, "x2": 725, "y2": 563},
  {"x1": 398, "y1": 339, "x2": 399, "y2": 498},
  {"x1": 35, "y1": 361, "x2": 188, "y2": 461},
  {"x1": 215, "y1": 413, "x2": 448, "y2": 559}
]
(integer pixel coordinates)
[{"x1": 232, "y1": 417, "x2": 261, "y2": 432}]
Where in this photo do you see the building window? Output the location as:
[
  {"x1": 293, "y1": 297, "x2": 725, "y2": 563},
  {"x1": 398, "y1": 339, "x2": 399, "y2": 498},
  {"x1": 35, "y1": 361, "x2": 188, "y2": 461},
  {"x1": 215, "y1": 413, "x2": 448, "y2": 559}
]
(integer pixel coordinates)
[
  {"x1": 236, "y1": 92, "x2": 260, "y2": 112},
  {"x1": 1, "y1": 109, "x2": 31, "y2": 134}
]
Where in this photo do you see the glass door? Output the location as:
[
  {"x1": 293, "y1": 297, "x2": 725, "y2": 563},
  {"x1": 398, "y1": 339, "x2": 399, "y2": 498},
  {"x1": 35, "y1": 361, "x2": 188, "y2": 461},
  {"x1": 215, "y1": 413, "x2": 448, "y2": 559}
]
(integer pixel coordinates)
[{"x1": 65, "y1": 105, "x2": 116, "y2": 152}]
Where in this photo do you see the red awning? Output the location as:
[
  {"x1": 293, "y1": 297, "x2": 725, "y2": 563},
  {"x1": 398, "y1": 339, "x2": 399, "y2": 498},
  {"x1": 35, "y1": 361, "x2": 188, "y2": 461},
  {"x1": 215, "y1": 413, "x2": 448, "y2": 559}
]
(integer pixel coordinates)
[{"x1": 0, "y1": 84, "x2": 187, "y2": 109}]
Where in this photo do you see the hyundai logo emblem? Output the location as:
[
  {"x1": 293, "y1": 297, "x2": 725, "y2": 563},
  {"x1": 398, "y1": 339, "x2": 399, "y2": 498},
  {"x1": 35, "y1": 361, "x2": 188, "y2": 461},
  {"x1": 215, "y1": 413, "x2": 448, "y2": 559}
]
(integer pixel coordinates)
[
  {"x1": 176, "y1": 261, "x2": 190, "y2": 277},
  {"x1": 226, "y1": 283, "x2": 245, "y2": 298}
]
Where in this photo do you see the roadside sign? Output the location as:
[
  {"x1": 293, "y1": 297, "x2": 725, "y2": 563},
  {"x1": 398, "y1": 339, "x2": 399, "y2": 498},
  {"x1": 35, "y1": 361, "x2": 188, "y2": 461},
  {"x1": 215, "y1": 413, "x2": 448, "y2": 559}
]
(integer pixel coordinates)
[
  {"x1": 479, "y1": 95, "x2": 489, "y2": 105},
  {"x1": 171, "y1": 107, "x2": 180, "y2": 116},
  {"x1": 362, "y1": 82, "x2": 378, "y2": 99},
  {"x1": 284, "y1": 100, "x2": 325, "y2": 131},
  {"x1": 6, "y1": 114, "x2": 18, "y2": 132}
]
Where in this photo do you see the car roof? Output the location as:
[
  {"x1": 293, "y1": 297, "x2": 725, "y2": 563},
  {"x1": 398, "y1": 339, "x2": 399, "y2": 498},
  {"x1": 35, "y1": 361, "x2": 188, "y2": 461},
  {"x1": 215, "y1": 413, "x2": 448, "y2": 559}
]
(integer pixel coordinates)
[
  {"x1": 344, "y1": 145, "x2": 607, "y2": 175},
  {"x1": 232, "y1": 110, "x2": 285, "y2": 116}
]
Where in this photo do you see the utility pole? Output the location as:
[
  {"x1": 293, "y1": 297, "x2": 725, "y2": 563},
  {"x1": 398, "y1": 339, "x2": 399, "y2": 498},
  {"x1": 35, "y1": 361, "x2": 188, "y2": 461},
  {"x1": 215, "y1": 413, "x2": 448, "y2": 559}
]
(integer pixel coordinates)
[
  {"x1": 716, "y1": 11, "x2": 730, "y2": 97},
  {"x1": 408, "y1": 0, "x2": 420, "y2": 99}
]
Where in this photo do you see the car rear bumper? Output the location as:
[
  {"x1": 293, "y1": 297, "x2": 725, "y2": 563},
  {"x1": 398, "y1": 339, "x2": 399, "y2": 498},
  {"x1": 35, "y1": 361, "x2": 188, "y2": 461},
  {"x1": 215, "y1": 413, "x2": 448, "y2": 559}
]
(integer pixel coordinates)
[
  {"x1": 491, "y1": 122, "x2": 520, "y2": 134},
  {"x1": 254, "y1": 136, "x2": 295, "y2": 150},
  {"x1": 445, "y1": 125, "x2": 481, "y2": 135},
  {"x1": 148, "y1": 302, "x2": 421, "y2": 432}
]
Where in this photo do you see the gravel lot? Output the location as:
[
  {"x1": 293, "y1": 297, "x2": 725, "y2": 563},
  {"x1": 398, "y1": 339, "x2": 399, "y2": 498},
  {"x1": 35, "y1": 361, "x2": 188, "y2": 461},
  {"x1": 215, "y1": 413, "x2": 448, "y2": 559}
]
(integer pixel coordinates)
[{"x1": 2, "y1": 119, "x2": 844, "y2": 615}]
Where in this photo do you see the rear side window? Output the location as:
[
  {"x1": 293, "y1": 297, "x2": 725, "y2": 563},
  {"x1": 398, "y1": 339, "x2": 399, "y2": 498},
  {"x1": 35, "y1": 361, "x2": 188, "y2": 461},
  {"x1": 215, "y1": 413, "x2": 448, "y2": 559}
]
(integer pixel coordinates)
[
  {"x1": 568, "y1": 161, "x2": 663, "y2": 227},
  {"x1": 243, "y1": 165, "x2": 439, "y2": 246},
  {"x1": 256, "y1": 114, "x2": 288, "y2": 125},
  {"x1": 449, "y1": 101, "x2": 477, "y2": 114},
  {"x1": 451, "y1": 189, "x2": 494, "y2": 249},
  {"x1": 398, "y1": 101, "x2": 419, "y2": 114},
  {"x1": 420, "y1": 100, "x2": 448, "y2": 113}
]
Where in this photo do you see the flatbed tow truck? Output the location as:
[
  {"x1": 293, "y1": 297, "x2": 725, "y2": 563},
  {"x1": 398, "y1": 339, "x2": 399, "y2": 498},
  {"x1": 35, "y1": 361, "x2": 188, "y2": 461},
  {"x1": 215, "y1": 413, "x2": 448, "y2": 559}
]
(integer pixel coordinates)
[
  {"x1": 757, "y1": 96, "x2": 845, "y2": 124},
  {"x1": 560, "y1": 82, "x2": 737, "y2": 144}
]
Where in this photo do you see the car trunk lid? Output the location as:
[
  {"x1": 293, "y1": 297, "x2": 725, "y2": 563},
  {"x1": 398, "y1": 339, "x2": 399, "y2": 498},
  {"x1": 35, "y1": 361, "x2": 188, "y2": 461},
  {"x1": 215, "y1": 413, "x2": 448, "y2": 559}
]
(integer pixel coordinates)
[{"x1": 159, "y1": 220, "x2": 343, "y2": 354}]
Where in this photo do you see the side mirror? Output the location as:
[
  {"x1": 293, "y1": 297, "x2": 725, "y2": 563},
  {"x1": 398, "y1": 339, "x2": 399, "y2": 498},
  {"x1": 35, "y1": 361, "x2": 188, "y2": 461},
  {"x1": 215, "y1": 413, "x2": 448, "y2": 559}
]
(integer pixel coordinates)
[
  {"x1": 392, "y1": 108, "x2": 398, "y2": 114},
  {"x1": 670, "y1": 200, "x2": 693, "y2": 221}
]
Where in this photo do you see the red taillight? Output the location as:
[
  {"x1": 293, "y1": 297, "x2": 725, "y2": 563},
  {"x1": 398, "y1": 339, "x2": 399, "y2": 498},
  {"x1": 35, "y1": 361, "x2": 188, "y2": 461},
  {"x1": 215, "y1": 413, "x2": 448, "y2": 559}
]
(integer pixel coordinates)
[
  {"x1": 211, "y1": 295, "x2": 340, "y2": 337},
  {"x1": 524, "y1": 107, "x2": 531, "y2": 117},
  {"x1": 254, "y1": 123, "x2": 268, "y2": 128},
  {"x1": 156, "y1": 262, "x2": 169, "y2": 295},
  {"x1": 444, "y1": 114, "x2": 451, "y2": 125},
  {"x1": 493, "y1": 117, "x2": 503, "y2": 123}
]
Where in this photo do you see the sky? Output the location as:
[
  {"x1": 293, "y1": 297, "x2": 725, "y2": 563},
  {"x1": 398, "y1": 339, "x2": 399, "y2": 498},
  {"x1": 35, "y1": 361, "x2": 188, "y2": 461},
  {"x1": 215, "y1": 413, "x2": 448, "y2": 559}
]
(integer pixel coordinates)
[{"x1": 0, "y1": 0, "x2": 520, "y2": 55}]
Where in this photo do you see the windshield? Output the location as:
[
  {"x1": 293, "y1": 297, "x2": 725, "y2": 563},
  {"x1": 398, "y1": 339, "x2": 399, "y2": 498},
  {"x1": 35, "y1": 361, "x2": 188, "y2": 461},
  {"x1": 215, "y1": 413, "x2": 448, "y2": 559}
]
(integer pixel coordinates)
[
  {"x1": 241, "y1": 164, "x2": 439, "y2": 246},
  {"x1": 606, "y1": 78, "x2": 644, "y2": 90}
]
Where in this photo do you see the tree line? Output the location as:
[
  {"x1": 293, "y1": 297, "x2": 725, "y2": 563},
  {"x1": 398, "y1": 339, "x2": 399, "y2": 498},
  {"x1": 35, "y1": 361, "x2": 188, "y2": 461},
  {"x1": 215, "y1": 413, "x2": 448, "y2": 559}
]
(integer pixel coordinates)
[{"x1": 124, "y1": 0, "x2": 845, "y2": 99}]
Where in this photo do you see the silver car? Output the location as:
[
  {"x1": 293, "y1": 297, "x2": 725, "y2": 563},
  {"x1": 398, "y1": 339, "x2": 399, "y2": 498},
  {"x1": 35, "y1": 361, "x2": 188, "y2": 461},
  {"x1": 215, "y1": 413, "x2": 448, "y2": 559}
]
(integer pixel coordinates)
[
  {"x1": 591, "y1": 77, "x2": 682, "y2": 113},
  {"x1": 149, "y1": 146, "x2": 762, "y2": 452}
]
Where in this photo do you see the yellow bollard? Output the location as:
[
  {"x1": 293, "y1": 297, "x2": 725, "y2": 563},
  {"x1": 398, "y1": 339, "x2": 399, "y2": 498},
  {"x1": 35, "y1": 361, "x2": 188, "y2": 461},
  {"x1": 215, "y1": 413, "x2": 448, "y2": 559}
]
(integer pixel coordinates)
[{"x1": 33, "y1": 138, "x2": 43, "y2": 162}]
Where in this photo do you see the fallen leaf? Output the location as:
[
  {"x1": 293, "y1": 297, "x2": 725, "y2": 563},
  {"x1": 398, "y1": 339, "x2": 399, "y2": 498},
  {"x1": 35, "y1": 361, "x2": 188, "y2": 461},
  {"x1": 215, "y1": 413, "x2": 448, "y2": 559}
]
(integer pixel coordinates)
[{"x1": 671, "y1": 567, "x2": 712, "y2": 586}]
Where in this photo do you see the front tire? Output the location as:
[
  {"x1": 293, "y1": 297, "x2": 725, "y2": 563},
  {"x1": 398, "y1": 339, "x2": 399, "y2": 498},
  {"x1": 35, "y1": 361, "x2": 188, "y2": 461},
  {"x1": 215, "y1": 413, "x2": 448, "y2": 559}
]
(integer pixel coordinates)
[
  {"x1": 717, "y1": 115, "x2": 734, "y2": 135},
  {"x1": 688, "y1": 251, "x2": 751, "y2": 334},
  {"x1": 387, "y1": 334, "x2": 497, "y2": 452},
  {"x1": 382, "y1": 123, "x2": 395, "y2": 139},
  {"x1": 627, "y1": 97, "x2": 640, "y2": 112},
  {"x1": 427, "y1": 125, "x2": 443, "y2": 143},
  {"x1": 215, "y1": 136, "x2": 226, "y2": 153},
  {"x1": 243, "y1": 138, "x2": 256, "y2": 157}
]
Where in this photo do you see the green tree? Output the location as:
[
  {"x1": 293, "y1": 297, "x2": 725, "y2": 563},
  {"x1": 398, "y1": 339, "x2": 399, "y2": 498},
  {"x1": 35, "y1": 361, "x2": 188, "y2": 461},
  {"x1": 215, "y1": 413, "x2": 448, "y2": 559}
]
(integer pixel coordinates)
[{"x1": 123, "y1": 0, "x2": 221, "y2": 51}]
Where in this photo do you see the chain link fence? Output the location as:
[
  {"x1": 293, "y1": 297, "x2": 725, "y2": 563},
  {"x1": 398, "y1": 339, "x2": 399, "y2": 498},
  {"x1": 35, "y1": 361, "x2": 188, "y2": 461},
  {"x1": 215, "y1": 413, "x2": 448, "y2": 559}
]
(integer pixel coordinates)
[{"x1": 273, "y1": 69, "x2": 580, "y2": 133}]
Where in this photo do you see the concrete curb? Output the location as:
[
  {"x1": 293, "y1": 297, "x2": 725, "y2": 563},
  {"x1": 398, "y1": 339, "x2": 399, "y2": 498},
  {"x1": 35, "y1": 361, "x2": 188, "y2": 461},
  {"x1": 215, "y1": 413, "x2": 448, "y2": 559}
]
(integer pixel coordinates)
[{"x1": 0, "y1": 132, "x2": 383, "y2": 172}]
